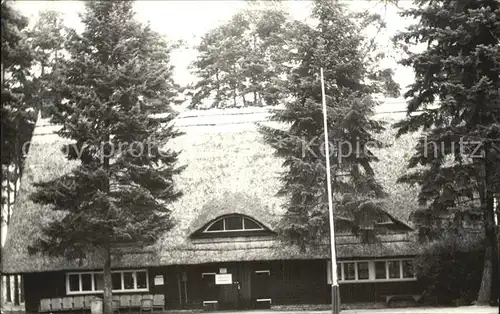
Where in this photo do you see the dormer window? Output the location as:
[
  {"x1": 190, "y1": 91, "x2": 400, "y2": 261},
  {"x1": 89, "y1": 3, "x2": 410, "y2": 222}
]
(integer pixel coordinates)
[
  {"x1": 204, "y1": 215, "x2": 264, "y2": 233},
  {"x1": 190, "y1": 214, "x2": 273, "y2": 238}
]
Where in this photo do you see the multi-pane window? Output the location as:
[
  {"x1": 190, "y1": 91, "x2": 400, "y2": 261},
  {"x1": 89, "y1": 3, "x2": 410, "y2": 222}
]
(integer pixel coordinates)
[
  {"x1": 123, "y1": 272, "x2": 134, "y2": 290},
  {"x1": 344, "y1": 263, "x2": 356, "y2": 280},
  {"x1": 357, "y1": 262, "x2": 369, "y2": 280},
  {"x1": 112, "y1": 273, "x2": 122, "y2": 290},
  {"x1": 375, "y1": 261, "x2": 387, "y2": 279},
  {"x1": 204, "y1": 215, "x2": 264, "y2": 232},
  {"x1": 66, "y1": 270, "x2": 149, "y2": 294},
  {"x1": 329, "y1": 259, "x2": 416, "y2": 283},
  {"x1": 388, "y1": 261, "x2": 401, "y2": 279},
  {"x1": 137, "y1": 272, "x2": 148, "y2": 289},
  {"x1": 374, "y1": 259, "x2": 416, "y2": 281},
  {"x1": 402, "y1": 260, "x2": 415, "y2": 278},
  {"x1": 81, "y1": 274, "x2": 92, "y2": 291},
  {"x1": 94, "y1": 273, "x2": 104, "y2": 291},
  {"x1": 68, "y1": 274, "x2": 80, "y2": 292}
]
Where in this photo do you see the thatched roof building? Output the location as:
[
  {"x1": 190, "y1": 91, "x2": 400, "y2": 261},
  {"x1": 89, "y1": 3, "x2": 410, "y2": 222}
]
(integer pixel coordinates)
[{"x1": 2, "y1": 106, "x2": 421, "y2": 275}]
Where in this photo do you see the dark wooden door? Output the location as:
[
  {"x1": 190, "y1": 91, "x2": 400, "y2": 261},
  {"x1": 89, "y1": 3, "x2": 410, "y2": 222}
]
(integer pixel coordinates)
[
  {"x1": 201, "y1": 274, "x2": 218, "y2": 302},
  {"x1": 217, "y1": 263, "x2": 253, "y2": 310},
  {"x1": 218, "y1": 266, "x2": 239, "y2": 310},
  {"x1": 251, "y1": 269, "x2": 271, "y2": 309},
  {"x1": 237, "y1": 263, "x2": 252, "y2": 309}
]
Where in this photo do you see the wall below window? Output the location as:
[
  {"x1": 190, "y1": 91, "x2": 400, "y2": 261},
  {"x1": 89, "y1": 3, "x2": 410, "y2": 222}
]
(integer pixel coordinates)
[{"x1": 339, "y1": 281, "x2": 422, "y2": 303}]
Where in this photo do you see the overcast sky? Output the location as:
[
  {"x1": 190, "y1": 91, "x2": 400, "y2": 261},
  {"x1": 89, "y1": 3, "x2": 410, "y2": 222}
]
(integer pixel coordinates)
[{"x1": 12, "y1": 0, "x2": 418, "y2": 101}]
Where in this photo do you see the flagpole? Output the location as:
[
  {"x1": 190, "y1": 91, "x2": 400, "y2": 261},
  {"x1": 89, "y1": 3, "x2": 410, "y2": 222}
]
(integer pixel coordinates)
[{"x1": 320, "y1": 68, "x2": 340, "y2": 314}]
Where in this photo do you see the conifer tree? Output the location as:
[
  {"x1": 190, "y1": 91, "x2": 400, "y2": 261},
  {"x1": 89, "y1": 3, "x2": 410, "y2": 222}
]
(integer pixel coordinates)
[
  {"x1": 395, "y1": 0, "x2": 500, "y2": 304},
  {"x1": 1, "y1": 1, "x2": 35, "y2": 305},
  {"x1": 189, "y1": 3, "x2": 290, "y2": 108},
  {"x1": 29, "y1": 2, "x2": 183, "y2": 313},
  {"x1": 1, "y1": 0, "x2": 35, "y2": 206},
  {"x1": 260, "y1": 0, "x2": 400, "y2": 248},
  {"x1": 26, "y1": 10, "x2": 69, "y2": 117}
]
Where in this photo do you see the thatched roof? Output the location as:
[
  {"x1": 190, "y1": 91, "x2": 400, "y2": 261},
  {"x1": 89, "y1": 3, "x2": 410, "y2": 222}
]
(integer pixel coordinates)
[{"x1": 2, "y1": 106, "x2": 421, "y2": 274}]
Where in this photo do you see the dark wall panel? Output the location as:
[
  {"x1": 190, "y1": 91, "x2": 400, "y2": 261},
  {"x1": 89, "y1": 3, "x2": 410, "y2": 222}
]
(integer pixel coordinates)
[
  {"x1": 270, "y1": 259, "x2": 329, "y2": 305},
  {"x1": 24, "y1": 272, "x2": 66, "y2": 313}
]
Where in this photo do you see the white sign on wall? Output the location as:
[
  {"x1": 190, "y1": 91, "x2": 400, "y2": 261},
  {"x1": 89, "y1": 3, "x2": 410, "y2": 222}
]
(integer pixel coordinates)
[
  {"x1": 219, "y1": 268, "x2": 227, "y2": 274},
  {"x1": 215, "y1": 273, "x2": 232, "y2": 285},
  {"x1": 154, "y1": 275, "x2": 164, "y2": 286}
]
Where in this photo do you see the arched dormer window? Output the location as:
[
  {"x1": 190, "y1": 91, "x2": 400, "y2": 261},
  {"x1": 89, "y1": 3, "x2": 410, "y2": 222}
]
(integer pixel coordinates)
[
  {"x1": 190, "y1": 214, "x2": 273, "y2": 238},
  {"x1": 205, "y1": 215, "x2": 264, "y2": 232}
]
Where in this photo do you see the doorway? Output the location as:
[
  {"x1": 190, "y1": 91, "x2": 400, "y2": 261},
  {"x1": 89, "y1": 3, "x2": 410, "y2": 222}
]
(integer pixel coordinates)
[
  {"x1": 251, "y1": 269, "x2": 272, "y2": 309},
  {"x1": 200, "y1": 263, "x2": 253, "y2": 310}
]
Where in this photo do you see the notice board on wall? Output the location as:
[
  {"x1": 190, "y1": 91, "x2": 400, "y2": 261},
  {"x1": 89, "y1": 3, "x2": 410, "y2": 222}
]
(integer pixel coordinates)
[
  {"x1": 215, "y1": 273, "x2": 232, "y2": 285},
  {"x1": 154, "y1": 275, "x2": 164, "y2": 285}
]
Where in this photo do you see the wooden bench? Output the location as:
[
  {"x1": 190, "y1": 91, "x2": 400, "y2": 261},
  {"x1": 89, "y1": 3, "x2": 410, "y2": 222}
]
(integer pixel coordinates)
[
  {"x1": 385, "y1": 294, "x2": 421, "y2": 307},
  {"x1": 39, "y1": 297, "x2": 86, "y2": 313}
]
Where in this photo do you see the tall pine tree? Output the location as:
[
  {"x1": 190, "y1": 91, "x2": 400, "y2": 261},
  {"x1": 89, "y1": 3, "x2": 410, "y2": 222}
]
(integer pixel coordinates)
[
  {"x1": 26, "y1": 10, "x2": 69, "y2": 118},
  {"x1": 260, "y1": 0, "x2": 400, "y2": 248},
  {"x1": 1, "y1": 2, "x2": 35, "y2": 305},
  {"x1": 189, "y1": 3, "x2": 290, "y2": 109},
  {"x1": 29, "y1": 2, "x2": 183, "y2": 313},
  {"x1": 395, "y1": 0, "x2": 500, "y2": 305}
]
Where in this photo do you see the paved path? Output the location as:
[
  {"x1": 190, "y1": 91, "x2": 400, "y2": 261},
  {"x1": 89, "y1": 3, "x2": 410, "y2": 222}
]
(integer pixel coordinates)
[
  {"x1": 210, "y1": 307, "x2": 498, "y2": 314},
  {"x1": 1, "y1": 305, "x2": 498, "y2": 314}
]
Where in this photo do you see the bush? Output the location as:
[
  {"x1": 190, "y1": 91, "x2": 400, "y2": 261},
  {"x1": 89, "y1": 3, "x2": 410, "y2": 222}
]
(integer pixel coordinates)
[{"x1": 415, "y1": 230, "x2": 484, "y2": 305}]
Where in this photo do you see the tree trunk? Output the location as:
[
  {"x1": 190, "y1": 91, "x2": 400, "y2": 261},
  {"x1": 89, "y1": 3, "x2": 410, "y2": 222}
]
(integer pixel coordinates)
[
  {"x1": 497, "y1": 213, "x2": 500, "y2": 310},
  {"x1": 477, "y1": 246, "x2": 492, "y2": 304},
  {"x1": 477, "y1": 142, "x2": 499, "y2": 304},
  {"x1": 242, "y1": 94, "x2": 247, "y2": 107},
  {"x1": 485, "y1": 143, "x2": 499, "y2": 304},
  {"x1": 488, "y1": 196, "x2": 499, "y2": 305},
  {"x1": 102, "y1": 127, "x2": 112, "y2": 314},
  {"x1": 215, "y1": 70, "x2": 221, "y2": 99},
  {"x1": 6, "y1": 169, "x2": 12, "y2": 304},
  {"x1": 14, "y1": 119, "x2": 20, "y2": 200},
  {"x1": 13, "y1": 275, "x2": 19, "y2": 305},
  {"x1": 103, "y1": 250, "x2": 113, "y2": 314},
  {"x1": 7, "y1": 168, "x2": 11, "y2": 226}
]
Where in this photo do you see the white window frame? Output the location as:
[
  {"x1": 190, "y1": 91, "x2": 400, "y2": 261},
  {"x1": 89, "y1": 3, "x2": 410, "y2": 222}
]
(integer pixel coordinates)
[
  {"x1": 66, "y1": 269, "x2": 149, "y2": 295},
  {"x1": 387, "y1": 259, "x2": 402, "y2": 280},
  {"x1": 328, "y1": 259, "x2": 416, "y2": 284},
  {"x1": 203, "y1": 215, "x2": 264, "y2": 233},
  {"x1": 356, "y1": 261, "x2": 370, "y2": 280}
]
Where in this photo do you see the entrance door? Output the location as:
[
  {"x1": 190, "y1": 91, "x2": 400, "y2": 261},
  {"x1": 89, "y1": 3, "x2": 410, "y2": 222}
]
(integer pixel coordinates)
[
  {"x1": 251, "y1": 270, "x2": 271, "y2": 309},
  {"x1": 201, "y1": 263, "x2": 253, "y2": 311},
  {"x1": 218, "y1": 263, "x2": 253, "y2": 310},
  {"x1": 218, "y1": 281, "x2": 240, "y2": 310}
]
